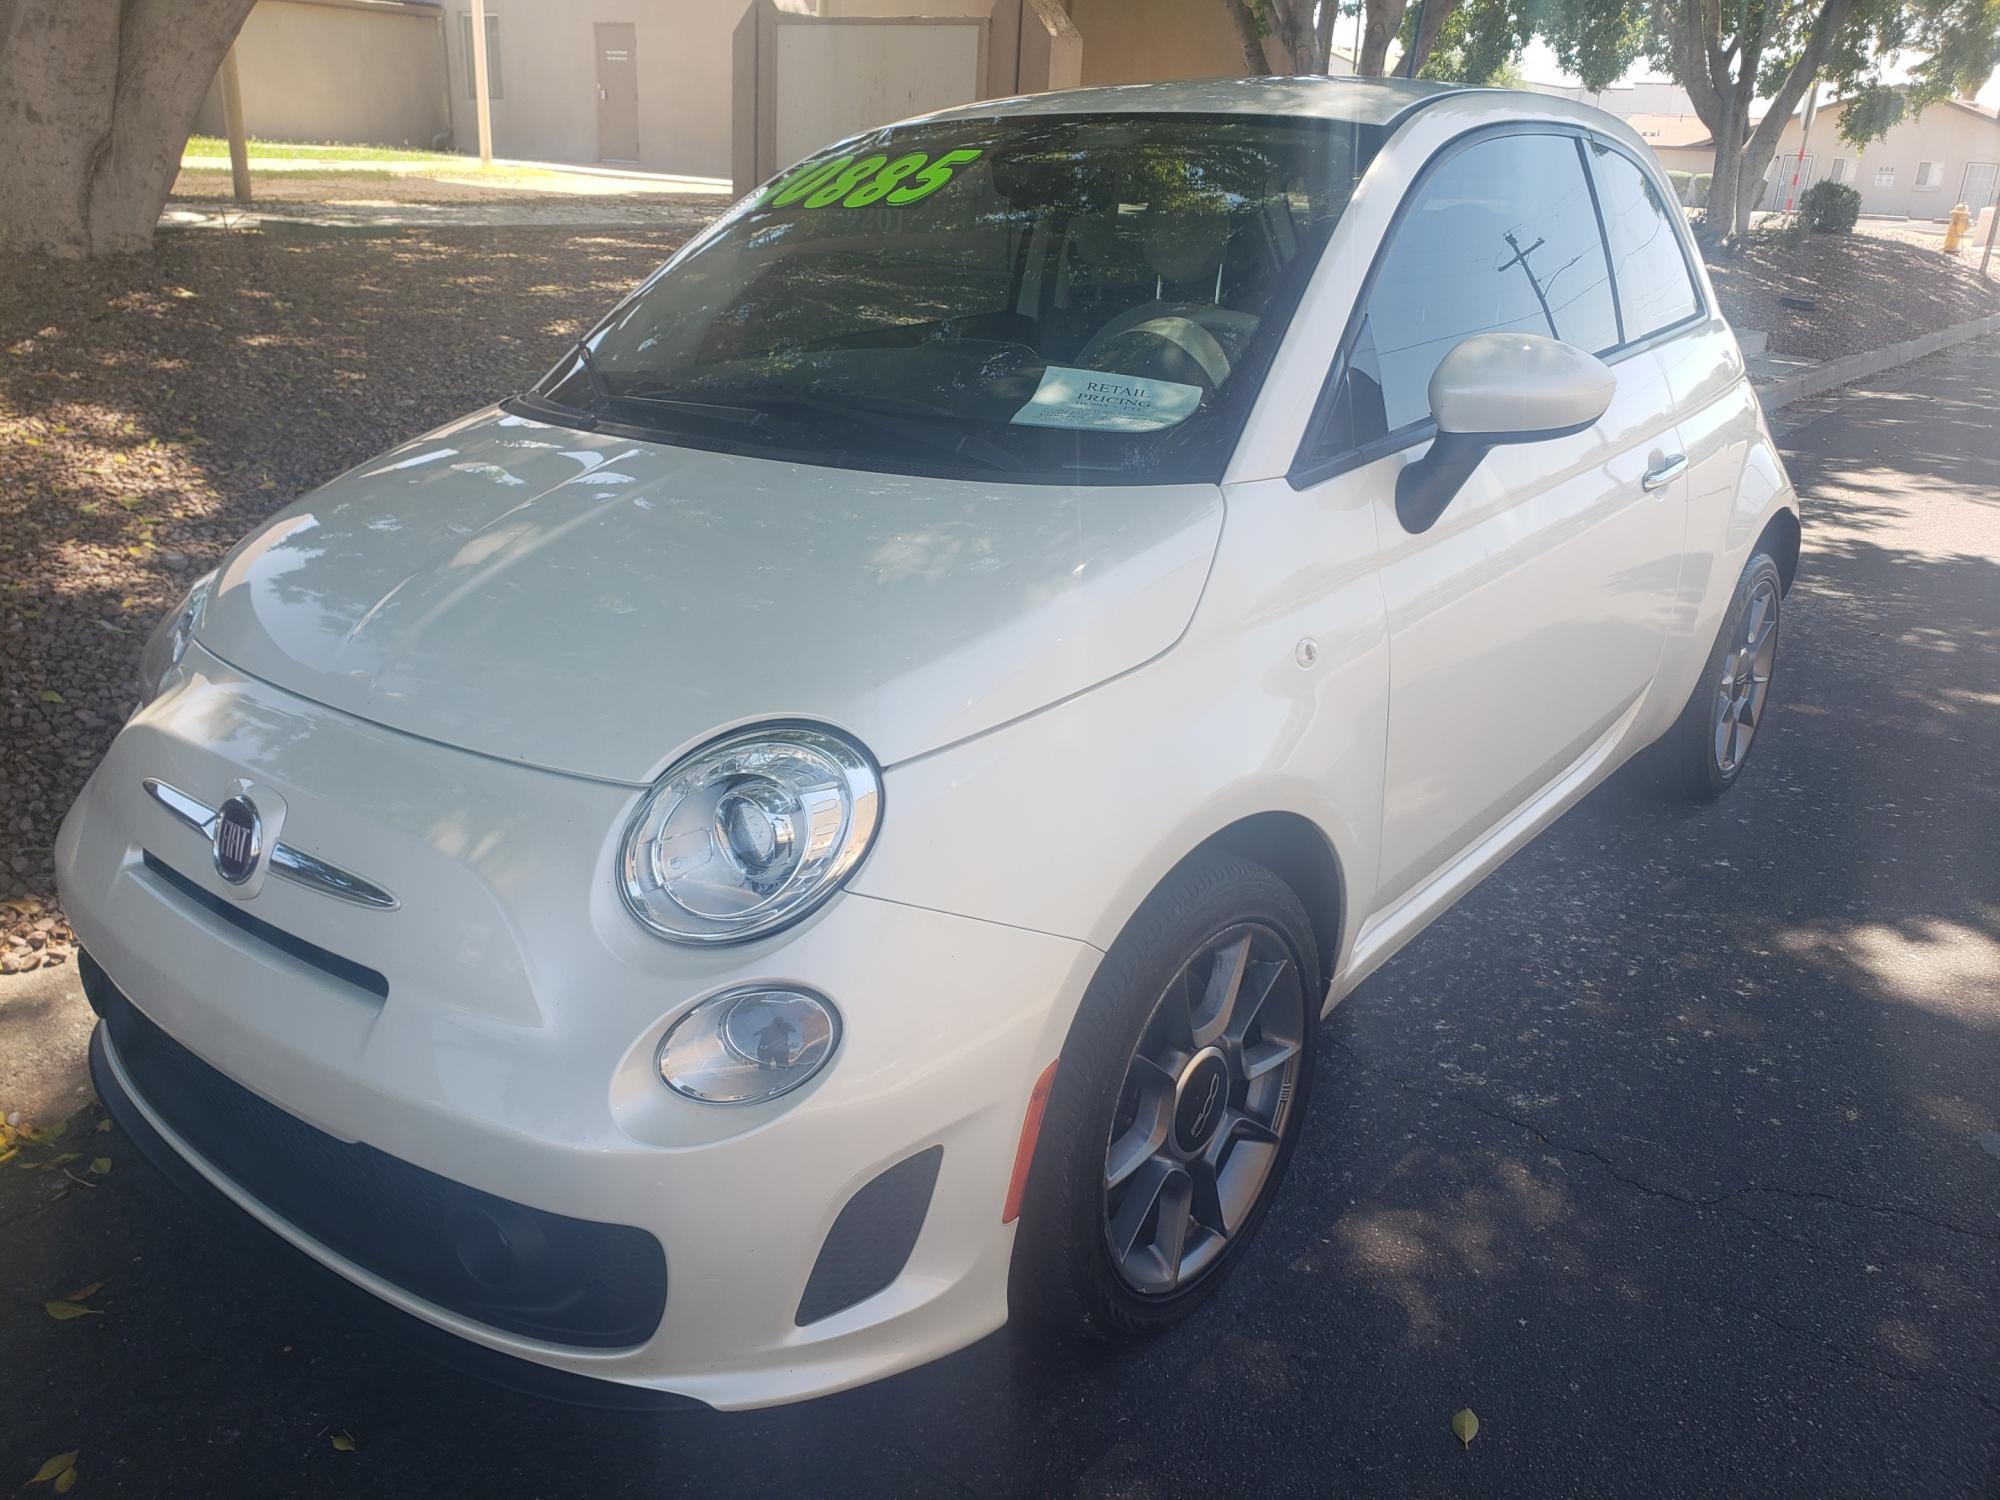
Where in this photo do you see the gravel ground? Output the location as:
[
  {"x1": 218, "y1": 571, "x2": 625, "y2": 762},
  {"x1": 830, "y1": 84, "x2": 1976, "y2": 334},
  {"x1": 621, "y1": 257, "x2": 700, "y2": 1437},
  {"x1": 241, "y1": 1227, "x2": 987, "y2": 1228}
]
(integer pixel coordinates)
[
  {"x1": 1707, "y1": 219, "x2": 1998, "y2": 359},
  {"x1": 0, "y1": 223, "x2": 699, "y2": 962}
]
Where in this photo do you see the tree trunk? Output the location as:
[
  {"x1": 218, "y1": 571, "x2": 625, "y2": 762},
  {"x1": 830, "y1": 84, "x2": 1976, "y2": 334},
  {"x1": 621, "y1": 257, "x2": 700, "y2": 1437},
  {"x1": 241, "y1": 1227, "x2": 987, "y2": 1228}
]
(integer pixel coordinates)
[
  {"x1": 1734, "y1": 0, "x2": 1851, "y2": 234},
  {"x1": 1358, "y1": 0, "x2": 1411, "y2": 75},
  {"x1": 1407, "y1": 0, "x2": 1456, "y2": 76},
  {"x1": 1704, "y1": 104, "x2": 1745, "y2": 241},
  {"x1": 1220, "y1": 0, "x2": 1273, "y2": 75},
  {"x1": 0, "y1": 0, "x2": 259, "y2": 256}
]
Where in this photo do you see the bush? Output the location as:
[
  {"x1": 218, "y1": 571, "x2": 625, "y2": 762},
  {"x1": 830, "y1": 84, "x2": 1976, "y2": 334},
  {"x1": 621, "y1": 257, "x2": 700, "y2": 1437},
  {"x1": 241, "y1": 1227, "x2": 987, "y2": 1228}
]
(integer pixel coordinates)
[
  {"x1": 1691, "y1": 172, "x2": 1712, "y2": 209},
  {"x1": 1667, "y1": 169, "x2": 1693, "y2": 205},
  {"x1": 1802, "y1": 179, "x2": 1862, "y2": 234}
]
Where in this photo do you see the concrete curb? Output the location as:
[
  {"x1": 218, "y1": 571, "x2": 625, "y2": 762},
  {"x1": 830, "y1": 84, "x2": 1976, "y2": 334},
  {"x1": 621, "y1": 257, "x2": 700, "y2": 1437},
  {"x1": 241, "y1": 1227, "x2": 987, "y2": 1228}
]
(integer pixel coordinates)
[{"x1": 1755, "y1": 310, "x2": 2000, "y2": 412}]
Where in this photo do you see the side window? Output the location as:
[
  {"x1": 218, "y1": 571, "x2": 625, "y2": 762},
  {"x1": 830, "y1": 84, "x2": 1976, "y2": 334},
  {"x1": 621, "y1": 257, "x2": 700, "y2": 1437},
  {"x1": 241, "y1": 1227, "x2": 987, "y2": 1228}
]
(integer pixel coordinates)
[
  {"x1": 1343, "y1": 132, "x2": 1620, "y2": 445},
  {"x1": 1587, "y1": 142, "x2": 1701, "y2": 342}
]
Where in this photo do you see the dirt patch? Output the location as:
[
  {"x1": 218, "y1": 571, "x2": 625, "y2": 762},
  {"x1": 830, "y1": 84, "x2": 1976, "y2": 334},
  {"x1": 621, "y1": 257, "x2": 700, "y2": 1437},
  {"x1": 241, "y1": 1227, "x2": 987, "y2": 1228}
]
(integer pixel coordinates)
[
  {"x1": 0, "y1": 223, "x2": 700, "y2": 957},
  {"x1": 1706, "y1": 223, "x2": 1999, "y2": 360}
]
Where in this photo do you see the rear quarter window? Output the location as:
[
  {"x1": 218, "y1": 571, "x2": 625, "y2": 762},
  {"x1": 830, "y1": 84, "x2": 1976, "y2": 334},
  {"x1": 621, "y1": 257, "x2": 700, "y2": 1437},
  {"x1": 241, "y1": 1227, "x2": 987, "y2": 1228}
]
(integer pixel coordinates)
[{"x1": 1586, "y1": 141, "x2": 1703, "y2": 342}]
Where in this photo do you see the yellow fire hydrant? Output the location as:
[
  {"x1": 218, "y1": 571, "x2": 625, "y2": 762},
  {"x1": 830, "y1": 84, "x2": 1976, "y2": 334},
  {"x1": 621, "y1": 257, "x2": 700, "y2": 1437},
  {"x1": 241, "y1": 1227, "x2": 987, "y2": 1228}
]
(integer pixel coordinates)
[{"x1": 1942, "y1": 201, "x2": 1972, "y2": 253}]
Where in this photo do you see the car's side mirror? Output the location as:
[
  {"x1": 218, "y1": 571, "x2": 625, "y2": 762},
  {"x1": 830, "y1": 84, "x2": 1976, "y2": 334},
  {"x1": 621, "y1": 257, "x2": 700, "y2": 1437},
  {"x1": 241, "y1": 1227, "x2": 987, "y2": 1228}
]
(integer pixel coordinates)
[{"x1": 1394, "y1": 333, "x2": 1616, "y2": 535}]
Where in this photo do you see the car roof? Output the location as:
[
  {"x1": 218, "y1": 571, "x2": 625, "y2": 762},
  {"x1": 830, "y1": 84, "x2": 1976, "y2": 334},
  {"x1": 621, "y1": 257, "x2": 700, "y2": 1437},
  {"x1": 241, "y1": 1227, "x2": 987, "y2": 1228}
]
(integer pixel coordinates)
[
  {"x1": 902, "y1": 76, "x2": 1661, "y2": 173},
  {"x1": 917, "y1": 76, "x2": 1465, "y2": 129}
]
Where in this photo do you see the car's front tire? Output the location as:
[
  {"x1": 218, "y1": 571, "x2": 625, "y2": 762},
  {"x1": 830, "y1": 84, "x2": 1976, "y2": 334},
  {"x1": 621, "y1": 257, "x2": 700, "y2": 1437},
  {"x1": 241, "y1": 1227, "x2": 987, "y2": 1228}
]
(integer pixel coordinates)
[
  {"x1": 1658, "y1": 549, "x2": 1786, "y2": 802},
  {"x1": 1010, "y1": 851, "x2": 1320, "y2": 1338}
]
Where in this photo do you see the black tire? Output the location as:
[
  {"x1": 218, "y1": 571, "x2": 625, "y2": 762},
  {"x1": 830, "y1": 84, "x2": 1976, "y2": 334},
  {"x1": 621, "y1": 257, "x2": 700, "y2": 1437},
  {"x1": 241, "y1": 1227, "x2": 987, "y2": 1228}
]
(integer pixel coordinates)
[
  {"x1": 1657, "y1": 550, "x2": 1785, "y2": 802},
  {"x1": 1010, "y1": 851, "x2": 1321, "y2": 1339}
]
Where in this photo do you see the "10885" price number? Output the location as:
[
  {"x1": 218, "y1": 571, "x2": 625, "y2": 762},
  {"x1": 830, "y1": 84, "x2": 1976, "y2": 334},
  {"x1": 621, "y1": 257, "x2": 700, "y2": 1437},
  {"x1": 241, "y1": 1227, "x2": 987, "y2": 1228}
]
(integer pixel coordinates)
[{"x1": 760, "y1": 148, "x2": 985, "y2": 210}]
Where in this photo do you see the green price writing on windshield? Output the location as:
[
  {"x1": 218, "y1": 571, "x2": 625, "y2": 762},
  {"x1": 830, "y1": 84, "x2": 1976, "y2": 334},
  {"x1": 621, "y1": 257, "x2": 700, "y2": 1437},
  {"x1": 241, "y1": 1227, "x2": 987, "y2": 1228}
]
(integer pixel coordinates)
[{"x1": 762, "y1": 148, "x2": 984, "y2": 210}]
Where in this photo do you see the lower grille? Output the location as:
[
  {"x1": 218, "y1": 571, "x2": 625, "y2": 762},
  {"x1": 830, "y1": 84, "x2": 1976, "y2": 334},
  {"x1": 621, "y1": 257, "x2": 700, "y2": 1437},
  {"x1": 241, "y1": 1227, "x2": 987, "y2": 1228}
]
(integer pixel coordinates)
[
  {"x1": 84, "y1": 952, "x2": 666, "y2": 1349},
  {"x1": 796, "y1": 1145, "x2": 942, "y2": 1326}
]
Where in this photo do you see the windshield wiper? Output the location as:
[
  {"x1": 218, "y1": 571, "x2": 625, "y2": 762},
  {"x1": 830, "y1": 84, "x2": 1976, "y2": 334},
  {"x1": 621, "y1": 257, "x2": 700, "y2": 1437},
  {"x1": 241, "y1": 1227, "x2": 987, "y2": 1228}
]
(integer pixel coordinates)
[{"x1": 717, "y1": 393, "x2": 1027, "y2": 474}]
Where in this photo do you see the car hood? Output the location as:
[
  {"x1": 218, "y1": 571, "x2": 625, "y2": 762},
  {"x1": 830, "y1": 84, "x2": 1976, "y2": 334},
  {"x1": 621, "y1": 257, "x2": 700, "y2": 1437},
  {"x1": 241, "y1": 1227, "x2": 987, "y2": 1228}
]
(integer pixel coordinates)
[{"x1": 198, "y1": 408, "x2": 1224, "y2": 783}]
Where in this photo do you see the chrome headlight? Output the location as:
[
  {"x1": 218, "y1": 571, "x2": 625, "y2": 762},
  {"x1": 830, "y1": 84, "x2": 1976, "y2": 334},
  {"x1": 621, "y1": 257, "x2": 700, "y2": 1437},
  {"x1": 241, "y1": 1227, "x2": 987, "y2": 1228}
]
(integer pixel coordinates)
[
  {"x1": 619, "y1": 726, "x2": 881, "y2": 944},
  {"x1": 135, "y1": 570, "x2": 217, "y2": 707},
  {"x1": 656, "y1": 986, "x2": 840, "y2": 1103}
]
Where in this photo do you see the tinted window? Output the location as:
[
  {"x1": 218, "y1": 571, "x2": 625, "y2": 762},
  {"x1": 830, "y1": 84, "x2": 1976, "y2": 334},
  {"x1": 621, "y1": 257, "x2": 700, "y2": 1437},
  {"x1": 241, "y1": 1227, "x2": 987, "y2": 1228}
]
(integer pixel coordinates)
[
  {"x1": 1343, "y1": 132, "x2": 1620, "y2": 443},
  {"x1": 1587, "y1": 141, "x2": 1700, "y2": 341},
  {"x1": 534, "y1": 113, "x2": 1377, "y2": 483}
]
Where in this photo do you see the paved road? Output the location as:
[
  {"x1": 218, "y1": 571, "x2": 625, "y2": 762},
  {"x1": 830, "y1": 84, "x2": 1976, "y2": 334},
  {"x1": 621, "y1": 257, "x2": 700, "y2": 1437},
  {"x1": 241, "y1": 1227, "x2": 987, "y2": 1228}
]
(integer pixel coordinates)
[{"x1": 5, "y1": 342, "x2": 1995, "y2": 1499}]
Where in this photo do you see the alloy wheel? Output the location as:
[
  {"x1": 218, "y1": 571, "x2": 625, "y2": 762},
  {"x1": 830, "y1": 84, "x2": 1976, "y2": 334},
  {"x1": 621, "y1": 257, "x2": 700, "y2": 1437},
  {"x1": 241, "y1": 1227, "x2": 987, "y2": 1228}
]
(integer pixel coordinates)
[
  {"x1": 1101, "y1": 922, "x2": 1306, "y2": 1296},
  {"x1": 1714, "y1": 575, "x2": 1780, "y2": 775}
]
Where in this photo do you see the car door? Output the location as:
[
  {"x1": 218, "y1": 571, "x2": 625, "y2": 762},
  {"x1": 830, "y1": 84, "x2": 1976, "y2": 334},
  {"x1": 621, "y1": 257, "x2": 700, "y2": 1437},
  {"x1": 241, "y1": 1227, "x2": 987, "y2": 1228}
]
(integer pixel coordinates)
[{"x1": 1294, "y1": 128, "x2": 1689, "y2": 927}]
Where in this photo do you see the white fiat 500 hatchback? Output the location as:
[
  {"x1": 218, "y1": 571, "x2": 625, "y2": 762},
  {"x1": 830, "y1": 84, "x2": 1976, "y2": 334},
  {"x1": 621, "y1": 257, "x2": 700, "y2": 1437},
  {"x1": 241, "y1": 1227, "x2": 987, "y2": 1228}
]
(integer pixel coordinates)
[{"x1": 60, "y1": 78, "x2": 1797, "y2": 1409}]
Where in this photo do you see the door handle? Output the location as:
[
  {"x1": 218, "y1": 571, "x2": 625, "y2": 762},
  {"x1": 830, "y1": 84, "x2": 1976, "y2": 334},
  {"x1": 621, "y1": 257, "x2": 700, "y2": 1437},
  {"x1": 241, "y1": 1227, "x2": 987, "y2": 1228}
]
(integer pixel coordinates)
[{"x1": 1643, "y1": 454, "x2": 1688, "y2": 492}]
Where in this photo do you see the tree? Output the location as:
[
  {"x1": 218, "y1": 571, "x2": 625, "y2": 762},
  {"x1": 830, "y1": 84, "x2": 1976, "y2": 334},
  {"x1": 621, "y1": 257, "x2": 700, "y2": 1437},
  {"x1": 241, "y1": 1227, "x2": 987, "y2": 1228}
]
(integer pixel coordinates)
[
  {"x1": 1222, "y1": 0, "x2": 1508, "y2": 79},
  {"x1": 1540, "y1": 0, "x2": 2000, "y2": 242},
  {"x1": 1219, "y1": 0, "x2": 1338, "y2": 72},
  {"x1": 0, "y1": 0, "x2": 258, "y2": 257}
]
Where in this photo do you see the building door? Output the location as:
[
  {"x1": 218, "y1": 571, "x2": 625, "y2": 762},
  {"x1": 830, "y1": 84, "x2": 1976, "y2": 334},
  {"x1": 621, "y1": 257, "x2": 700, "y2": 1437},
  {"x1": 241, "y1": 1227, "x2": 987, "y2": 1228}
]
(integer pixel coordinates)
[
  {"x1": 1960, "y1": 162, "x2": 1999, "y2": 210},
  {"x1": 595, "y1": 23, "x2": 639, "y2": 164},
  {"x1": 1765, "y1": 152, "x2": 1816, "y2": 211}
]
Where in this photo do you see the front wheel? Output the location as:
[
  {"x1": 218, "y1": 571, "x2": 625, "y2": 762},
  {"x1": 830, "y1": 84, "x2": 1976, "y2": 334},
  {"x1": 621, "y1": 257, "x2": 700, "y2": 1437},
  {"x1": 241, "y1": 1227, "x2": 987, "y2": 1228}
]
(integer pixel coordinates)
[
  {"x1": 1010, "y1": 852, "x2": 1319, "y2": 1338},
  {"x1": 1658, "y1": 549, "x2": 1785, "y2": 801}
]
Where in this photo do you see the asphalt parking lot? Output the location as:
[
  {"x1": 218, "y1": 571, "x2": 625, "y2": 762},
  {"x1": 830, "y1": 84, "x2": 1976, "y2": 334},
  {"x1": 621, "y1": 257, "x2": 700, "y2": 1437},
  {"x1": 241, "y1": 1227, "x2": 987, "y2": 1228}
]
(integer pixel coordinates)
[{"x1": 4, "y1": 339, "x2": 1995, "y2": 1499}]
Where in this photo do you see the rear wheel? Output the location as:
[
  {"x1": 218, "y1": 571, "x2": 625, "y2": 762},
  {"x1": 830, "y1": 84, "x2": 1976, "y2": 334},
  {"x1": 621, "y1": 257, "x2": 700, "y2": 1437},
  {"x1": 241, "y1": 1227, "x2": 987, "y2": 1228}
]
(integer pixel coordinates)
[
  {"x1": 1659, "y1": 550, "x2": 1784, "y2": 801},
  {"x1": 1011, "y1": 852, "x2": 1319, "y2": 1338}
]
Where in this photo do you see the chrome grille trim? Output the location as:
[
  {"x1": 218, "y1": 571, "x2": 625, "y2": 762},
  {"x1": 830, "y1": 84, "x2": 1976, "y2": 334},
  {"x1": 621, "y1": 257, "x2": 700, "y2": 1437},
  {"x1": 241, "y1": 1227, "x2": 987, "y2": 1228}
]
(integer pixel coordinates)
[{"x1": 141, "y1": 779, "x2": 400, "y2": 912}]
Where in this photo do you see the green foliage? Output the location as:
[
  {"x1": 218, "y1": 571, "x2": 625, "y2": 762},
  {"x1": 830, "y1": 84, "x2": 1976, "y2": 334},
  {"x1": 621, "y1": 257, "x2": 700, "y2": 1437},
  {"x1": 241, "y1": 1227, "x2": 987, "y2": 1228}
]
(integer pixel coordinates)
[
  {"x1": 1666, "y1": 168, "x2": 1693, "y2": 204},
  {"x1": 1801, "y1": 178, "x2": 1863, "y2": 232},
  {"x1": 1416, "y1": 0, "x2": 1535, "y2": 83},
  {"x1": 1837, "y1": 84, "x2": 1908, "y2": 147},
  {"x1": 1533, "y1": 0, "x2": 1650, "y2": 92},
  {"x1": 1691, "y1": 172, "x2": 1712, "y2": 208},
  {"x1": 1546, "y1": 0, "x2": 1999, "y2": 114}
]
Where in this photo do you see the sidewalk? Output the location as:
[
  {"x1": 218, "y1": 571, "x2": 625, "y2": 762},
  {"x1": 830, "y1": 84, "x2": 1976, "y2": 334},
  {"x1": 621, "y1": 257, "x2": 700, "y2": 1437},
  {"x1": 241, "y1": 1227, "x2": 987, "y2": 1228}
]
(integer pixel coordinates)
[
  {"x1": 179, "y1": 154, "x2": 730, "y2": 196},
  {"x1": 167, "y1": 152, "x2": 733, "y2": 232},
  {"x1": 1748, "y1": 309, "x2": 2000, "y2": 412}
]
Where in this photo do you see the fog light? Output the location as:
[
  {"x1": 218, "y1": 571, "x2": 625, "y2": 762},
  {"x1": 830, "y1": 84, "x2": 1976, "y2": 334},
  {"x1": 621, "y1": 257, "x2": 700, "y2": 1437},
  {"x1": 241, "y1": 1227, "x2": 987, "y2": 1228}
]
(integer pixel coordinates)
[{"x1": 657, "y1": 986, "x2": 839, "y2": 1104}]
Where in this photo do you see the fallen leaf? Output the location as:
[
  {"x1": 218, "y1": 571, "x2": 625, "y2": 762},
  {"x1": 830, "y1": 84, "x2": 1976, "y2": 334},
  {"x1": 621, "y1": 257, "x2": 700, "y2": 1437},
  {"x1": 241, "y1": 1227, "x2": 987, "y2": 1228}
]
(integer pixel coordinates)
[
  {"x1": 54, "y1": 1468, "x2": 76, "y2": 1495},
  {"x1": 94, "y1": 1119, "x2": 112, "y2": 1133},
  {"x1": 1452, "y1": 1407, "x2": 1480, "y2": 1448},
  {"x1": 89, "y1": 1158, "x2": 111, "y2": 1176},
  {"x1": 39, "y1": 690, "x2": 63, "y2": 704},
  {"x1": 330, "y1": 1432, "x2": 357, "y2": 1453},
  {"x1": 44, "y1": 1301, "x2": 103, "y2": 1321},
  {"x1": 27, "y1": 1452, "x2": 77, "y2": 1484},
  {"x1": 0, "y1": 1148, "x2": 15, "y2": 1166},
  {"x1": 63, "y1": 1281, "x2": 106, "y2": 1303}
]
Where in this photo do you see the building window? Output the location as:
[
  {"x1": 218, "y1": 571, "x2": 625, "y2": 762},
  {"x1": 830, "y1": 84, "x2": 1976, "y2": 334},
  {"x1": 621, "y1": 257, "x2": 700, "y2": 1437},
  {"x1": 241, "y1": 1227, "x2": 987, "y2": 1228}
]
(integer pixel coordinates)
[
  {"x1": 1874, "y1": 164, "x2": 1896, "y2": 187},
  {"x1": 1829, "y1": 157, "x2": 1853, "y2": 184},
  {"x1": 460, "y1": 12, "x2": 502, "y2": 100},
  {"x1": 1914, "y1": 161, "x2": 1945, "y2": 189}
]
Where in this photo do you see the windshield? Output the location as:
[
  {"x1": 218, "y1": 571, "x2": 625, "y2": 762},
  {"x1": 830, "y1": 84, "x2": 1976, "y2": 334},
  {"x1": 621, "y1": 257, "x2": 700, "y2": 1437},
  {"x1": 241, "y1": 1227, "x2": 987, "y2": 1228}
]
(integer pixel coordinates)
[{"x1": 530, "y1": 112, "x2": 1379, "y2": 484}]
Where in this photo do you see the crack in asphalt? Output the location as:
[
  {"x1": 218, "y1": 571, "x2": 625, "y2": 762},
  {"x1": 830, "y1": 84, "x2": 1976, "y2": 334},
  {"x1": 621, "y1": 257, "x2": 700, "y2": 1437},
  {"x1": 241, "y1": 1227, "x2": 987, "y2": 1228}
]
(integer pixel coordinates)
[
  {"x1": 1330, "y1": 1041, "x2": 2000, "y2": 1245},
  {"x1": 1721, "y1": 1296, "x2": 2000, "y2": 1419}
]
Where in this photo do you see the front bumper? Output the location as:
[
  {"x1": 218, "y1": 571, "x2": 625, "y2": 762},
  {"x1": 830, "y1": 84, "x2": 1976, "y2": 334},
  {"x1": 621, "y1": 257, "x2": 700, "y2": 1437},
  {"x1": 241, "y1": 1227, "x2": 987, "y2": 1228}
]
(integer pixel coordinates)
[{"x1": 57, "y1": 648, "x2": 1100, "y2": 1409}]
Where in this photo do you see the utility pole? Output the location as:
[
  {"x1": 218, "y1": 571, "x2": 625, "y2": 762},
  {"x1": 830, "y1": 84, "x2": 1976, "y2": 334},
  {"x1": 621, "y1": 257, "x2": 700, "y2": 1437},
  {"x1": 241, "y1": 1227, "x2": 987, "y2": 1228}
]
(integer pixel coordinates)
[
  {"x1": 1981, "y1": 196, "x2": 1998, "y2": 279},
  {"x1": 219, "y1": 43, "x2": 252, "y2": 205},
  {"x1": 470, "y1": 0, "x2": 494, "y2": 167}
]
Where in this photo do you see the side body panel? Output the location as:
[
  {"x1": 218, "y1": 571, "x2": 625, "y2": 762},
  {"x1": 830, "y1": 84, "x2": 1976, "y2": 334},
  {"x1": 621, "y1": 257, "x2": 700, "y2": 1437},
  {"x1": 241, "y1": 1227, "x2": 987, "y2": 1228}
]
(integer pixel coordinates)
[{"x1": 849, "y1": 471, "x2": 1390, "y2": 992}]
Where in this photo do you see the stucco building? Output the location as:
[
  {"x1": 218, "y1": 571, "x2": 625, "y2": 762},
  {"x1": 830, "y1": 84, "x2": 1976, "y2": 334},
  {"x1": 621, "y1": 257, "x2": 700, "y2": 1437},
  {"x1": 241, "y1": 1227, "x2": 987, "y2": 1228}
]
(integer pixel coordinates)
[
  {"x1": 195, "y1": 0, "x2": 452, "y2": 151},
  {"x1": 201, "y1": 0, "x2": 1320, "y2": 184},
  {"x1": 1644, "y1": 91, "x2": 2000, "y2": 219}
]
